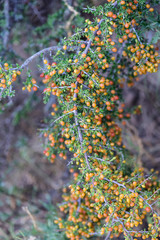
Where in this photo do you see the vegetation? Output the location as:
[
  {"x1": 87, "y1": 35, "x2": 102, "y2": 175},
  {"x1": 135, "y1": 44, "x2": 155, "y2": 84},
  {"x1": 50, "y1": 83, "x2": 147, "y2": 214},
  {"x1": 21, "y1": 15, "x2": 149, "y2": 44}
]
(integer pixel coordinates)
[{"x1": 0, "y1": 0, "x2": 160, "y2": 239}]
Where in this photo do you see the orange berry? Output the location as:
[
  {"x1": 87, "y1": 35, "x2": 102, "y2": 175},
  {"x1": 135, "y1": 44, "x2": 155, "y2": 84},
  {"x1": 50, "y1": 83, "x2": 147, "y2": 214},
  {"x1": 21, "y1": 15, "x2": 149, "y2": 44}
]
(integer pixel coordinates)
[
  {"x1": 107, "y1": 12, "x2": 113, "y2": 17},
  {"x1": 86, "y1": 56, "x2": 91, "y2": 62},
  {"x1": 71, "y1": 83, "x2": 76, "y2": 88},
  {"x1": 1, "y1": 79, "x2": 6, "y2": 84},
  {"x1": 74, "y1": 89, "x2": 79, "y2": 93},
  {"x1": 132, "y1": 5, "x2": 137, "y2": 10},
  {"x1": 4, "y1": 63, "x2": 8, "y2": 67},
  {"x1": 145, "y1": 207, "x2": 151, "y2": 212},
  {"x1": 120, "y1": 0, "x2": 125, "y2": 4},
  {"x1": 125, "y1": 29, "x2": 130, "y2": 34},
  {"x1": 112, "y1": 47, "x2": 117, "y2": 52},
  {"x1": 58, "y1": 69, "x2": 64, "y2": 74},
  {"x1": 110, "y1": 41, "x2": 115, "y2": 45},
  {"x1": 149, "y1": 8, "x2": 154, "y2": 12},
  {"x1": 151, "y1": 229, "x2": 156, "y2": 234},
  {"x1": 119, "y1": 38, "x2": 123, "y2": 43},
  {"x1": 63, "y1": 45, "x2": 67, "y2": 50},
  {"x1": 123, "y1": 35, "x2": 128, "y2": 40},
  {"x1": 98, "y1": 54, "x2": 103, "y2": 58},
  {"x1": 97, "y1": 30, "x2": 102, "y2": 35},
  {"x1": 112, "y1": 14, "x2": 117, "y2": 19},
  {"x1": 16, "y1": 70, "x2": 21, "y2": 75},
  {"x1": 124, "y1": 23, "x2": 130, "y2": 28},
  {"x1": 43, "y1": 59, "x2": 48, "y2": 64},
  {"x1": 128, "y1": 32, "x2": 133, "y2": 38},
  {"x1": 31, "y1": 78, "x2": 36, "y2": 84},
  {"x1": 108, "y1": 227, "x2": 113, "y2": 231},
  {"x1": 33, "y1": 86, "x2": 38, "y2": 91}
]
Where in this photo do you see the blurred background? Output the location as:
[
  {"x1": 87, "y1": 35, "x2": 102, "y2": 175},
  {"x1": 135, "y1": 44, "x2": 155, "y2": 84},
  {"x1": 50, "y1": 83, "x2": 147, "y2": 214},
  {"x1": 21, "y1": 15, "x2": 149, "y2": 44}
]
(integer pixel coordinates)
[{"x1": 0, "y1": 0, "x2": 160, "y2": 239}]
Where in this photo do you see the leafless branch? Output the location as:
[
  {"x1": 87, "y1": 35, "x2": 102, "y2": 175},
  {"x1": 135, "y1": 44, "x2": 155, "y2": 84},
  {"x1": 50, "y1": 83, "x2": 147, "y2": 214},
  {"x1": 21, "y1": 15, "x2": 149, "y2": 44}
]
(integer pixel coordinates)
[
  {"x1": 22, "y1": 206, "x2": 41, "y2": 231},
  {"x1": 6, "y1": 45, "x2": 78, "y2": 71},
  {"x1": 63, "y1": 0, "x2": 79, "y2": 36},
  {"x1": 63, "y1": 0, "x2": 79, "y2": 16},
  {"x1": 20, "y1": 46, "x2": 61, "y2": 69}
]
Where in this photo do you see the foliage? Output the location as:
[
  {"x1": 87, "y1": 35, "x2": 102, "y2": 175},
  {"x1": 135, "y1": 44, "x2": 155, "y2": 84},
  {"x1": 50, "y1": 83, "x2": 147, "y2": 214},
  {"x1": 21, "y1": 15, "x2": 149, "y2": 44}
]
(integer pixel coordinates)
[
  {"x1": 0, "y1": 0, "x2": 88, "y2": 69},
  {"x1": 16, "y1": 204, "x2": 68, "y2": 240},
  {"x1": 25, "y1": 3, "x2": 85, "y2": 53},
  {"x1": 0, "y1": 0, "x2": 160, "y2": 240}
]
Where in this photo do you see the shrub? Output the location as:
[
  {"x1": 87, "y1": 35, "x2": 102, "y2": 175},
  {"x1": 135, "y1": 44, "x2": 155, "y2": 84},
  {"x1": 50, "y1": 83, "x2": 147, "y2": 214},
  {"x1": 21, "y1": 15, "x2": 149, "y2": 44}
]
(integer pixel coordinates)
[{"x1": 0, "y1": 0, "x2": 160, "y2": 239}]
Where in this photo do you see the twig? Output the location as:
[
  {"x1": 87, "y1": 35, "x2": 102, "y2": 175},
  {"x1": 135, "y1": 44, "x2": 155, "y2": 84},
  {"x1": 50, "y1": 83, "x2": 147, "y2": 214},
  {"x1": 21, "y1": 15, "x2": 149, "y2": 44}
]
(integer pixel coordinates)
[
  {"x1": 51, "y1": 110, "x2": 74, "y2": 125},
  {"x1": 63, "y1": 0, "x2": 79, "y2": 37},
  {"x1": 83, "y1": 19, "x2": 104, "y2": 55},
  {"x1": 22, "y1": 206, "x2": 41, "y2": 231},
  {"x1": 73, "y1": 83, "x2": 90, "y2": 169},
  {"x1": 20, "y1": 46, "x2": 61, "y2": 69},
  {"x1": 63, "y1": 0, "x2": 79, "y2": 15},
  {"x1": 148, "y1": 188, "x2": 160, "y2": 200},
  {"x1": 133, "y1": 28, "x2": 142, "y2": 44},
  {"x1": 83, "y1": 70, "x2": 98, "y2": 86}
]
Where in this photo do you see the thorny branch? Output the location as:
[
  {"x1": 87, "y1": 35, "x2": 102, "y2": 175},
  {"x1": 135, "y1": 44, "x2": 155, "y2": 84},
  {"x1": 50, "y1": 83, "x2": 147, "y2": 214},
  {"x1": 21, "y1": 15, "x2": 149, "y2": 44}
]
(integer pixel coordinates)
[
  {"x1": 1, "y1": 45, "x2": 78, "y2": 71},
  {"x1": 104, "y1": 178, "x2": 160, "y2": 219},
  {"x1": 51, "y1": 110, "x2": 74, "y2": 125},
  {"x1": 73, "y1": 19, "x2": 104, "y2": 170},
  {"x1": 21, "y1": 46, "x2": 61, "y2": 69},
  {"x1": 74, "y1": 82, "x2": 91, "y2": 169}
]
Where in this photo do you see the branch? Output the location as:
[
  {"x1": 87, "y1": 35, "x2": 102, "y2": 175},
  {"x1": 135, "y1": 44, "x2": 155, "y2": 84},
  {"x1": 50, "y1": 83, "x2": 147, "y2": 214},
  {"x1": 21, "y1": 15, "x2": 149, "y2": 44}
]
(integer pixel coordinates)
[
  {"x1": 133, "y1": 28, "x2": 142, "y2": 44},
  {"x1": 104, "y1": 231, "x2": 111, "y2": 240},
  {"x1": 51, "y1": 110, "x2": 74, "y2": 125},
  {"x1": 104, "y1": 178, "x2": 160, "y2": 216},
  {"x1": 6, "y1": 45, "x2": 78, "y2": 71},
  {"x1": 63, "y1": 0, "x2": 79, "y2": 16},
  {"x1": 72, "y1": 19, "x2": 104, "y2": 170},
  {"x1": 83, "y1": 19, "x2": 104, "y2": 55},
  {"x1": 20, "y1": 46, "x2": 61, "y2": 69},
  {"x1": 73, "y1": 83, "x2": 91, "y2": 170},
  {"x1": 22, "y1": 206, "x2": 42, "y2": 231},
  {"x1": 63, "y1": 0, "x2": 79, "y2": 37}
]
